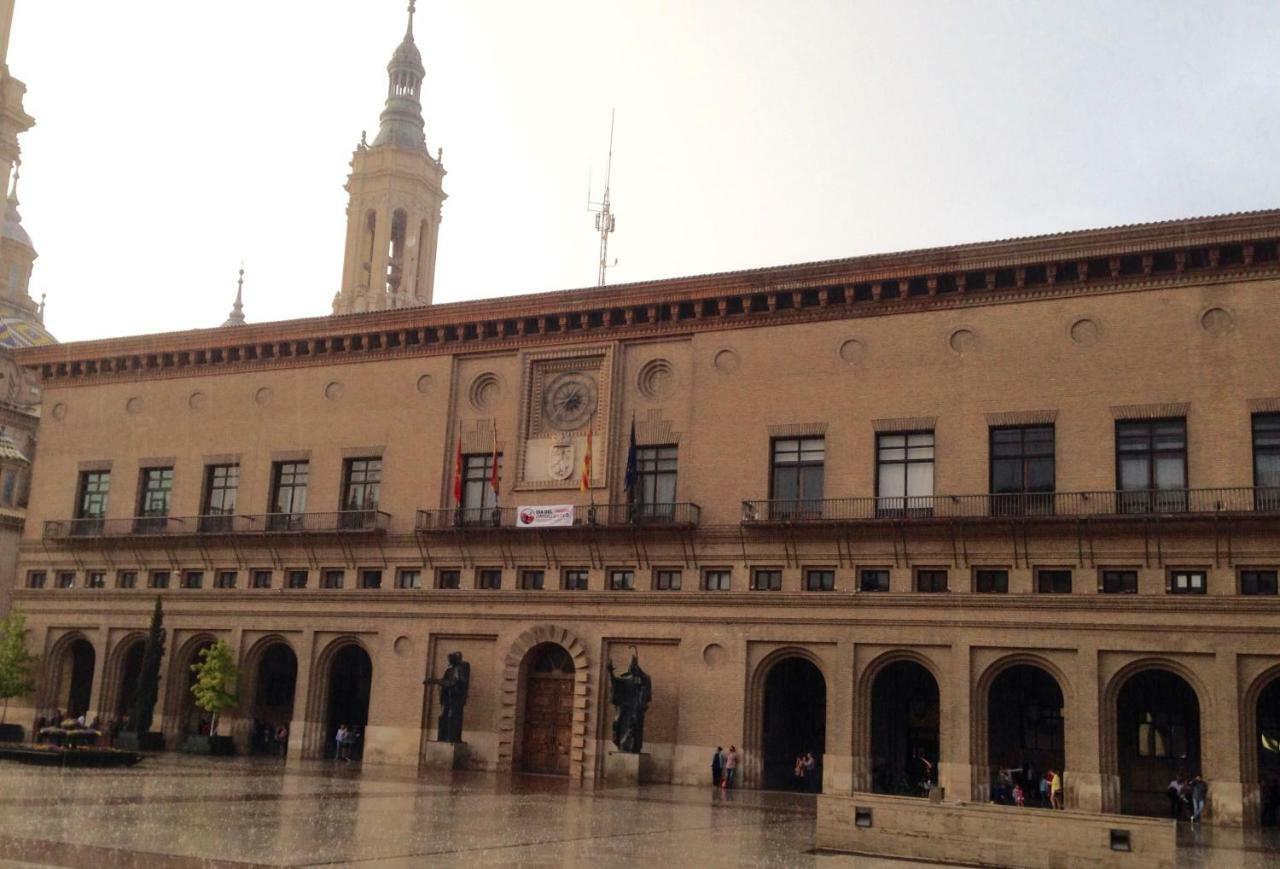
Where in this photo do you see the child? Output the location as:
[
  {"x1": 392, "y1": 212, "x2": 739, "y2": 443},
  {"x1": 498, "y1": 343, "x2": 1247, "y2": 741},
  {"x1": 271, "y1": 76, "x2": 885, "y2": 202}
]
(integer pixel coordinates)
[{"x1": 1013, "y1": 783, "x2": 1025, "y2": 807}]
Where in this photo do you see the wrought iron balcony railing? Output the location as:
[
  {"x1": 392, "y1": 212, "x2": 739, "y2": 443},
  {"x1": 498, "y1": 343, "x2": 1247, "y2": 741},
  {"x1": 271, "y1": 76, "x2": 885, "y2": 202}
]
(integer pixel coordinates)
[
  {"x1": 415, "y1": 502, "x2": 701, "y2": 532},
  {"x1": 741, "y1": 487, "x2": 1280, "y2": 524},
  {"x1": 43, "y1": 510, "x2": 391, "y2": 540}
]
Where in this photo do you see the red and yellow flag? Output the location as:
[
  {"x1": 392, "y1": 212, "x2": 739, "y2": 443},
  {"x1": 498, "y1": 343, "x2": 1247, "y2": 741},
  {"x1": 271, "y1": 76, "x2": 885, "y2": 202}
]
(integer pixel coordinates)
[
  {"x1": 490, "y1": 430, "x2": 500, "y2": 498},
  {"x1": 580, "y1": 429, "x2": 593, "y2": 492},
  {"x1": 452, "y1": 429, "x2": 464, "y2": 504}
]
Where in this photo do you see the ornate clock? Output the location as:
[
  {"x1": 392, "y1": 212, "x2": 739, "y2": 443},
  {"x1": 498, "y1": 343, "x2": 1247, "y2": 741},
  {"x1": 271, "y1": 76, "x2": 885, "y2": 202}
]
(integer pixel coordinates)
[{"x1": 542, "y1": 371, "x2": 598, "y2": 431}]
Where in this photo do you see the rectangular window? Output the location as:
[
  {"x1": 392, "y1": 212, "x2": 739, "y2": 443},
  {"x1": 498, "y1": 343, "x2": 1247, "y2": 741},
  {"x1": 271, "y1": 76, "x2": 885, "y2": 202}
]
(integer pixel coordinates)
[
  {"x1": 116, "y1": 570, "x2": 136, "y2": 589},
  {"x1": 975, "y1": 569, "x2": 1009, "y2": 593},
  {"x1": 1137, "y1": 709, "x2": 1189, "y2": 759},
  {"x1": 1253, "y1": 414, "x2": 1280, "y2": 510},
  {"x1": 55, "y1": 571, "x2": 75, "y2": 589},
  {"x1": 1116, "y1": 419, "x2": 1187, "y2": 513},
  {"x1": 86, "y1": 570, "x2": 106, "y2": 589},
  {"x1": 461, "y1": 454, "x2": 501, "y2": 521},
  {"x1": 518, "y1": 569, "x2": 545, "y2": 590},
  {"x1": 149, "y1": 570, "x2": 170, "y2": 589},
  {"x1": 608, "y1": 569, "x2": 635, "y2": 591},
  {"x1": 214, "y1": 570, "x2": 237, "y2": 589},
  {"x1": 562, "y1": 568, "x2": 588, "y2": 591},
  {"x1": 396, "y1": 568, "x2": 423, "y2": 589},
  {"x1": 916, "y1": 568, "x2": 948, "y2": 593},
  {"x1": 654, "y1": 569, "x2": 682, "y2": 591},
  {"x1": 359, "y1": 569, "x2": 383, "y2": 590},
  {"x1": 75, "y1": 470, "x2": 110, "y2": 532},
  {"x1": 135, "y1": 467, "x2": 174, "y2": 533},
  {"x1": 1037, "y1": 569, "x2": 1072, "y2": 594},
  {"x1": 200, "y1": 464, "x2": 239, "y2": 532},
  {"x1": 436, "y1": 568, "x2": 461, "y2": 590},
  {"x1": 341, "y1": 457, "x2": 382, "y2": 529},
  {"x1": 752, "y1": 568, "x2": 783, "y2": 591},
  {"x1": 477, "y1": 568, "x2": 502, "y2": 590},
  {"x1": 877, "y1": 431, "x2": 935, "y2": 516},
  {"x1": 859, "y1": 568, "x2": 891, "y2": 592},
  {"x1": 634, "y1": 445, "x2": 678, "y2": 520},
  {"x1": 1241, "y1": 568, "x2": 1279, "y2": 596},
  {"x1": 990, "y1": 425, "x2": 1055, "y2": 515},
  {"x1": 1169, "y1": 569, "x2": 1206, "y2": 595},
  {"x1": 770, "y1": 437, "x2": 825, "y2": 517},
  {"x1": 250, "y1": 569, "x2": 272, "y2": 589},
  {"x1": 804, "y1": 568, "x2": 835, "y2": 592},
  {"x1": 321, "y1": 569, "x2": 345, "y2": 589},
  {"x1": 286, "y1": 569, "x2": 308, "y2": 589},
  {"x1": 26, "y1": 570, "x2": 45, "y2": 589},
  {"x1": 1, "y1": 468, "x2": 17, "y2": 507},
  {"x1": 703, "y1": 569, "x2": 732, "y2": 592},
  {"x1": 1101, "y1": 569, "x2": 1138, "y2": 594},
  {"x1": 269, "y1": 461, "x2": 309, "y2": 530},
  {"x1": 181, "y1": 570, "x2": 204, "y2": 590}
]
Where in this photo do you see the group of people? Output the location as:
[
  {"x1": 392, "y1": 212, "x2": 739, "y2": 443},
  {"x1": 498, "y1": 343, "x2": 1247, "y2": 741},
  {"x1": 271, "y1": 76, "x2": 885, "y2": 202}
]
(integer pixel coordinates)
[
  {"x1": 992, "y1": 766, "x2": 1064, "y2": 809},
  {"x1": 710, "y1": 745, "x2": 739, "y2": 788},
  {"x1": 1167, "y1": 775, "x2": 1210, "y2": 822},
  {"x1": 251, "y1": 720, "x2": 289, "y2": 757},
  {"x1": 792, "y1": 752, "x2": 820, "y2": 792},
  {"x1": 333, "y1": 724, "x2": 364, "y2": 761}
]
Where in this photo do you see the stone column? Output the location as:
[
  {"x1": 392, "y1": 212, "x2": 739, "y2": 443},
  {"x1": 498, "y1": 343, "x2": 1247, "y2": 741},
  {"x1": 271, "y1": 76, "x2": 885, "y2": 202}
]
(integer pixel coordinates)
[
  {"x1": 287, "y1": 629, "x2": 315, "y2": 765},
  {"x1": 939, "y1": 644, "x2": 972, "y2": 801},
  {"x1": 1205, "y1": 652, "x2": 1246, "y2": 826},
  {"x1": 825, "y1": 640, "x2": 856, "y2": 794},
  {"x1": 1067, "y1": 645, "x2": 1107, "y2": 813},
  {"x1": 85, "y1": 626, "x2": 108, "y2": 726}
]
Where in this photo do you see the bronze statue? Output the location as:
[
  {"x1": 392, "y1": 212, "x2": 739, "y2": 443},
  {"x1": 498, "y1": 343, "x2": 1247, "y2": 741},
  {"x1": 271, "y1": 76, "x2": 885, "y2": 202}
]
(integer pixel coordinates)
[
  {"x1": 423, "y1": 651, "x2": 470, "y2": 743},
  {"x1": 607, "y1": 647, "x2": 652, "y2": 753}
]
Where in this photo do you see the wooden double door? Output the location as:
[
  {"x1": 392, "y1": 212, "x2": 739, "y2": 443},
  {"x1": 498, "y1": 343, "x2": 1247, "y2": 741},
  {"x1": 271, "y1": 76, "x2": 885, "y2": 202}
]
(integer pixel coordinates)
[{"x1": 521, "y1": 645, "x2": 575, "y2": 775}]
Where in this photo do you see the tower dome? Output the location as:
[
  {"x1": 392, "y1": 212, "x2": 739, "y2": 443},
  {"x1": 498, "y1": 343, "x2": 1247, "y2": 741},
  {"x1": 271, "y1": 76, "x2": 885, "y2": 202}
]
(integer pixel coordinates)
[{"x1": 373, "y1": 1, "x2": 428, "y2": 152}]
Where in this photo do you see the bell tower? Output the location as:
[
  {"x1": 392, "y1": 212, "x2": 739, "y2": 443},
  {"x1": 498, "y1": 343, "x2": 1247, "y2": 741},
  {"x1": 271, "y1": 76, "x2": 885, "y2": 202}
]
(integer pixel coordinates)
[{"x1": 333, "y1": 1, "x2": 447, "y2": 315}]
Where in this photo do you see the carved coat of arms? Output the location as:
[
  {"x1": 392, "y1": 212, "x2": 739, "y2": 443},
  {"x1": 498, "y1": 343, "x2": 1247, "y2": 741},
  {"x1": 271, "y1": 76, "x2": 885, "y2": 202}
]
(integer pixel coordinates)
[{"x1": 548, "y1": 435, "x2": 576, "y2": 481}]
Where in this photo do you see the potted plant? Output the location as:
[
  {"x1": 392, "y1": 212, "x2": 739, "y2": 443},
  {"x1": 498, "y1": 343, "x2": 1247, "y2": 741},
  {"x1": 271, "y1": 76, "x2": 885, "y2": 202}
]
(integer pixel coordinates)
[
  {"x1": 182, "y1": 639, "x2": 237, "y2": 755},
  {"x1": 120, "y1": 598, "x2": 166, "y2": 751},
  {"x1": 0, "y1": 609, "x2": 36, "y2": 743}
]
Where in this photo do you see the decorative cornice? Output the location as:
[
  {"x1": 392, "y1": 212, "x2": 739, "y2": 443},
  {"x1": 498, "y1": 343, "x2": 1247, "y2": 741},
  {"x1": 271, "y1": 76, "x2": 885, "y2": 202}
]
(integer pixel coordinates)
[{"x1": 17, "y1": 209, "x2": 1280, "y2": 387}]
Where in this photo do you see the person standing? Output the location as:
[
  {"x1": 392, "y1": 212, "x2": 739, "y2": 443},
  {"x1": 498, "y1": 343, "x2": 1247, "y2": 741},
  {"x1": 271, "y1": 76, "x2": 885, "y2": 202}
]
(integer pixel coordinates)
[
  {"x1": 723, "y1": 745, "x2": 739, "y2": 788},
  {"x1": 334, "y1": 724, "x2": 348, "y2": 761},
  {"x1": 1167, "y1": 776, "x2": 1184, "y2": 819},
  {"x1": 711, "y1": 746, "x2": 723, "y2": 786},
  {"x1": 804, "y1": 752, "x2": 818, "y2": 793},
  {"x1": 1049, "y1": 770, "x2": 1063, "y2": 809},
  {"x1": 1190, "y1": 775, "x2": 1208, "y2": 823},
  {"x1": 1013, "y1": 783, "x2": 1025, "y2": 807}
]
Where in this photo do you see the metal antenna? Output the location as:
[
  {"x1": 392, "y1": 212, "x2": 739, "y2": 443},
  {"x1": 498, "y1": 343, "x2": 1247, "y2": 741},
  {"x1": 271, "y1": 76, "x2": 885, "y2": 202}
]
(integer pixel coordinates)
[{"x1": 588, "y1": 110, "x2": 617, "y2": 287}]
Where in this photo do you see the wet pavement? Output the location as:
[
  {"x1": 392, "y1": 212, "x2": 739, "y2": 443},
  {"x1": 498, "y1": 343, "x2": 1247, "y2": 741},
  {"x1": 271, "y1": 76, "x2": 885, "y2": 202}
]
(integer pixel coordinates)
[{"x1": 0, "y1": 756, "x2": 1274, "y2": 867}]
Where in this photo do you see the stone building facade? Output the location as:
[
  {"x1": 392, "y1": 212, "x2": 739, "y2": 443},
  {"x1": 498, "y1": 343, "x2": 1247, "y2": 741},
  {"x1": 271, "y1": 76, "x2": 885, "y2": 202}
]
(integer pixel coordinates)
[{"x1": 9, "y1": 208, "x2": 1280, "y2": 829}]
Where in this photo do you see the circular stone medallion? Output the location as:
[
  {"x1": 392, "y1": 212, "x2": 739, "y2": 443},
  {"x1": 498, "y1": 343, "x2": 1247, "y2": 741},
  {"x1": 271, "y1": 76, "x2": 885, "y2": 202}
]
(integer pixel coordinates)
[
  {"x1": 254, "y1": 387, "x2": 273, "y2": 407},
  {"x1": 1200, "y1": 307, "x2": 1234, "y2": 336},
  {"x1": 948, "y1": 328, "x2": 977, "y2": 354},
  {"x1": 838, "y1": 338, "x2": 866, "y2": 364},
  {"x1": 416, "y1": 374, "x2": 434, "y2": 395},
  {"x1": 1069, "y1": 318, "x2": 1101, "y2": 346},
  {"x1": 713, "y1": 349, "x2": 740, "y2": 373}
]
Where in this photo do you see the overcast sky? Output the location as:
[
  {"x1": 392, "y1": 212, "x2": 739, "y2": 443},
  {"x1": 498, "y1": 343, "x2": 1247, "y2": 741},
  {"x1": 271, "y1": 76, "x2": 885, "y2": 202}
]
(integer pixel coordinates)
[{"x1": 9, "y1": 1, "x2": 1280, "y2": 342}]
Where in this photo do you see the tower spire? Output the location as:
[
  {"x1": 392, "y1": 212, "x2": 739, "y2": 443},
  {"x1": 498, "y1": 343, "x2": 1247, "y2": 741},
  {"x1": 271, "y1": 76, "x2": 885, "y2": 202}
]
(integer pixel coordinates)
[
  {"x1": 406, "y1": 0, "x2": 417, "y2": 37},
  {"x1": 373, "y1": 0, "x2": 428, "y2": 152},
  {"x1": 221, "y1": 267, "x2": 246, "y2": 327}
]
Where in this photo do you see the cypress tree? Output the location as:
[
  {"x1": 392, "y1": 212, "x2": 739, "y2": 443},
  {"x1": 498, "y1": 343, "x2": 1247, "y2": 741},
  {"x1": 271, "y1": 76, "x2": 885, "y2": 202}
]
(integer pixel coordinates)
[{"x1": 130, "y1": 597, "x2": 165, "y2": 734}]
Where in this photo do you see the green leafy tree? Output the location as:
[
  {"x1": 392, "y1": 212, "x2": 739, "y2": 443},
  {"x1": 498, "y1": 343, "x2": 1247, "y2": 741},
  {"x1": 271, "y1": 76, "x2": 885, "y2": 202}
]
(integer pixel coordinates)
[
  {"x1": 190, "y1": 640, "x2": 238, "y2": 736},
  {"x1": 130, "y1": 598, "x2": 165, "y2": 734},
  {"x1": 0, "y1": 609, "x2": 37, "y2": 724}
]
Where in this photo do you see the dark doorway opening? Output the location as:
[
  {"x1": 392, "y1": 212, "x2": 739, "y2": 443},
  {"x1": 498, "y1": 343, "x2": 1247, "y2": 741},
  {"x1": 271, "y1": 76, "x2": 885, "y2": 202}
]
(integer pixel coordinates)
[
  {"x1": 1116, "y1": 669, "x2": 1201, "y2": 817},
  {"x1": 179, "y1": 642, "x2": 214, "y2": 735},
  {"x1": 252, "y1": 644, "x2": 297, "y2": 755},
  {"x1": 520, "y1": 643, "x2": 575, "y2": 775},
  {"x1": 987, "y1": 664, "x2": 1065, "y2": 807},
  {"x1": 1258, "y1": 677, "x2": 1280, "y2": 825},
  {"x1": 62, "y1": 639, "x2": 95, "y2": 719},
  {"x1": 325, "y1": 645, "x2": 372, "y2": 760},
  {"x1": 115, "y1": 641, "x2": 145, "y2": 722},
  {"x1": 761, "y1": 657, "x2": 826, "y2": 790},
  {"x1": 871, "y1": 660, "x2": 940, "y2": 796}
]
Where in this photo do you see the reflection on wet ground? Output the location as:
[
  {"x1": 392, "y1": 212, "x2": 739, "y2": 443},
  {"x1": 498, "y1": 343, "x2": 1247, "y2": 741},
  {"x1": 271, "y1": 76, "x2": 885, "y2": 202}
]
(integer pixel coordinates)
[{"x1": 0, "y1": 756, "x2": 1274, "y2": 867}]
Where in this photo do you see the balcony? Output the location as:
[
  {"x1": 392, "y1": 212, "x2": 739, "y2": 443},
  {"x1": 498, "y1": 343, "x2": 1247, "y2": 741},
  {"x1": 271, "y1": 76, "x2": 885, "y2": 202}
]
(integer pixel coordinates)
[
  {"x1": 415, "y1": 502, "x2": 701, "y2": 532},
  {"x1": 43, "y1": 510, "x2": 391, "y2": 541},
  {"x1": 741, "y1": 487, "x2": 1280, "y2": 525}
]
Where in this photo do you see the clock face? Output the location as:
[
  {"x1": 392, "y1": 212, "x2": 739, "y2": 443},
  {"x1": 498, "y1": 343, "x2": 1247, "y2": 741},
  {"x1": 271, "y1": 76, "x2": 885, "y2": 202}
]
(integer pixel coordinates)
[{"x1": 543, "y1": 371, "x2": 598, "y2": 431}]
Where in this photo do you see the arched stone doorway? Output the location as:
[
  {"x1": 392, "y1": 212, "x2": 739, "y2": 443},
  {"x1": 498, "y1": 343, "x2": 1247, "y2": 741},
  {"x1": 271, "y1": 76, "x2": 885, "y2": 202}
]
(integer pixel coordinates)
[
  {"x1": 518, "y1": 643, "x2": 575, "y2": 775},
  {"x1": 985, "y1": 664, "x2": 1065, "y2": 807},
  {"x1": 1115, "y1": 668, "x2": 1201, "y2": 817},
  {"x1": 173, "y1": 639, "x2": 215, "y2": 738},
  {"x1": 50, "y1": 638, "x2": 95, "y2": 720},
  {"x1": 325, "y1": 644, "x2": 372, "y2": 760},
  {"x1": 113, "y1": 640, "x2": 145, "y2": 722},
  {"x1": 1257, "y1": 676, "x2": 1280, "y2": 825},
  {"x1": 249, "y1": 642, "x2": 297, "y2": 755},
  {"x1": 871, "y1": 660, "x2": 940, "y2": 796},
  {"x1": 760, "y1": 657, "x2": 826, "y2": 790}
]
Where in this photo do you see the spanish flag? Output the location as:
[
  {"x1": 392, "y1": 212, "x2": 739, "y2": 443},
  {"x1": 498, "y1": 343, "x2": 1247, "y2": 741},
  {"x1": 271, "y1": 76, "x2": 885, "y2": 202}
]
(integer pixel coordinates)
[
  {"x1": 580, "y1": 428, "x2": 593, "y2": 492},
  {"x1": 452, "y1": 428, "x2": 464, "y2": 505}
]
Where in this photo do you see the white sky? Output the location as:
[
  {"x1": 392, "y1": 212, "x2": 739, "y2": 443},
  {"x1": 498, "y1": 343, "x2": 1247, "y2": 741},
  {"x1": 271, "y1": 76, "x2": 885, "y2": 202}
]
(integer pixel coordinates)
[{"x1": 9, "y1": 1, "x2": 1280, "y2": 343}]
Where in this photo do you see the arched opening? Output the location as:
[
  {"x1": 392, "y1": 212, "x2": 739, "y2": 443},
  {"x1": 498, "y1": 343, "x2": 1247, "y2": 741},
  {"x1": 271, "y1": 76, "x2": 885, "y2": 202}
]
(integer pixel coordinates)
[
  {"x1": 386, "y1": 209, "x2": 407, "y2": 294},
  {"x1": 114, "y1": 640, "x2": 145, "y2": 722},
  {"x1": 519, "y1": 643, "x2": 575, "y2": 775},
  {"x1": 1256, "y1": 676, "x2": 1280, "y2": 824},
  {"x1": 250, "y1": 643, "x2": 297, "y2": 755},
  {"x1": 325, "y1": 644, "x2": 372, "y2": 760},
  {"x1": 177, "y1": 640, "x2": 215, "y2": 736},
  {"x1": 54, "y1": 638, "x2": 95, "y2": 720},
  {"x1": 986, "y1": 664, "x2": 1065, "y2": 806},
  {"x1": 761, "y1": 657, "x2": 826, "y2": 790},
  {"x1": 1116, "y1": 668, "x2": 1201, "y2": 817},
  {"x1": 871, "y1": 660, "x2": 940, "y2": 796}
]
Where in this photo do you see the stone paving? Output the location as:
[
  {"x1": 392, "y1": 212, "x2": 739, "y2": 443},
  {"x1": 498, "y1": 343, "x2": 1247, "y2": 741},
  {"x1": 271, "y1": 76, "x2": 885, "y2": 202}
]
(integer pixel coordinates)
[{"x1": 0, "y1": 756, "x2": 1274, "y2": 867}]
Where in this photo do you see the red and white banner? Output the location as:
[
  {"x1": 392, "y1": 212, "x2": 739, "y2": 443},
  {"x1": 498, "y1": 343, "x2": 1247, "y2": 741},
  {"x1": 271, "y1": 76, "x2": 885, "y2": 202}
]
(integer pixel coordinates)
[{"x1": 516, "y1": 505, "x2": 575, "y2": 528}]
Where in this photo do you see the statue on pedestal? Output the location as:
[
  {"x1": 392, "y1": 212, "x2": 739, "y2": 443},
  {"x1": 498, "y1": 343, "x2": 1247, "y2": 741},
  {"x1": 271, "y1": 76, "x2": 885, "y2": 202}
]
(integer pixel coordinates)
[
  {"x1": 424, "y1": 651, "x2": 470, "y2": 743},
  {"x1": 607, "y1": 647, "x2": 652, "y2": 753}
]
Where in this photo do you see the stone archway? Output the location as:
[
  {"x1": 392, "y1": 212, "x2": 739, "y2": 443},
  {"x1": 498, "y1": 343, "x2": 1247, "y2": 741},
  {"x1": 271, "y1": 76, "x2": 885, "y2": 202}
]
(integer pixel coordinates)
[
  {"x1": 104, "y1": 636, "x2": 146, "y2": 725},
  {"x1": 241, "y1": 636, "x2": 298, "y2": 755},
  {"x1": 1245, "y1": 665, "x2": 1280, "y2": 825},
  {"x1": 1107, "y1": 664, "x2": 1204, "y2": 818},
  {"x1": 746, "y1": 649, "x2": 827, "y2": 791},
  {"x1": 301, "y1": 637, "x2": 374, "y2": 760},
  {"x1": 497, "y1": 625, "x2": 590, "y2": 782},
  {"x1": 42, "y1": 633, "x2": 95, "y2": 721},
  {"x1": 865, "y1": 656, "x2": 941, "y2": 797},
  {"x1": 976, "y1": 660, "x2": 1067, "y2": 807},
  {"x1": 162, "y1": 633, "x2": 217, "y2": 746}
]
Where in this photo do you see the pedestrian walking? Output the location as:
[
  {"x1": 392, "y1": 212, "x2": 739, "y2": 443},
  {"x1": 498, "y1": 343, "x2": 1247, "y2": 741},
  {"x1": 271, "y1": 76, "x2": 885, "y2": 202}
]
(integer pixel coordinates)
[
  {"x1": 1190, "y1": 775, "x2": 1208, "y2": 823},
  {"x1": 711, "y1": 746, "x2": 723, "y2": 786},
  {"x1": 722, "y1": 745, "x2": 739, "y2": 788}
]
